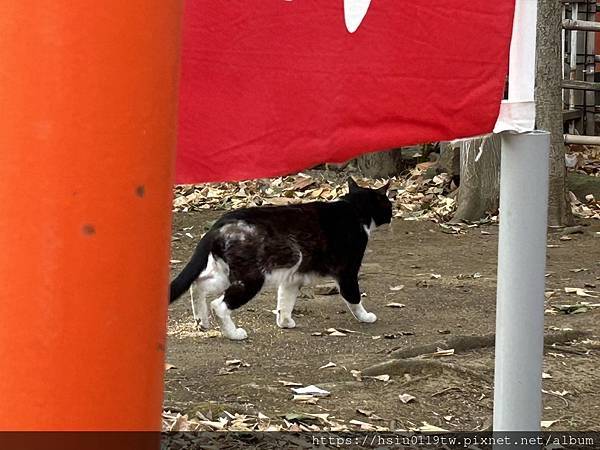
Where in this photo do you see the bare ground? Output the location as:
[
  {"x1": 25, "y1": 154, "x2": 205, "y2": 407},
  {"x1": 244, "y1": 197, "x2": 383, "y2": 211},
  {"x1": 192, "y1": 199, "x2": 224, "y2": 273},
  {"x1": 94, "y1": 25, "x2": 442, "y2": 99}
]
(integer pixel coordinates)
[{"x1": 165, "y1": 211, "x2": 600, "y2": 431}]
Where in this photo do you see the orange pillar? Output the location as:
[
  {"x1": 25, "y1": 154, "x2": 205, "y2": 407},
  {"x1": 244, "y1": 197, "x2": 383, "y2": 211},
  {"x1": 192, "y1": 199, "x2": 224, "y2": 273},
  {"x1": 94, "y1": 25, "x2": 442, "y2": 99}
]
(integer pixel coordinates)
[{"x1": 0, "y1": 2, "x2": 182, "y2": 430}]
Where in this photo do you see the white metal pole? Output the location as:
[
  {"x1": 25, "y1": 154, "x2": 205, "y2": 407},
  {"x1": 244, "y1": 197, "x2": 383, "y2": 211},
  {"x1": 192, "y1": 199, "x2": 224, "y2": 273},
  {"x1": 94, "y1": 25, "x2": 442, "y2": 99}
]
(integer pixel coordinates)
[
  {"x1": 564, "y1": 133, "x2": 600, "y2": 145},
  {"x1": 569, "y1": 2, "x2": 578, "y2": 130},
  {"x1": 493, "y1": 131, "x2": 550, "y2": 434},
  {"x1": 562, "y1": 5, "x2": 566, "y2": 106}
]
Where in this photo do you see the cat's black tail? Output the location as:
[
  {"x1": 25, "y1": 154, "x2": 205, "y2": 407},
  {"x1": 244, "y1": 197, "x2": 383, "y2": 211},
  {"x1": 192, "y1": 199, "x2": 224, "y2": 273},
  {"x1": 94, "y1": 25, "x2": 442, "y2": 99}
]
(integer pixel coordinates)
[{"x1": 169, "y1": 232, "x2": 215, "y2": 304}]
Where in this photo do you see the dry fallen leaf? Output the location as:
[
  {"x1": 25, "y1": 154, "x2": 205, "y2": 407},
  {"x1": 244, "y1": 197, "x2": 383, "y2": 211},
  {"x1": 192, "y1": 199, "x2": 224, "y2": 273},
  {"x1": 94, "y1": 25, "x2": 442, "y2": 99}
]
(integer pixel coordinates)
[
  {"x1": 171, "y1": 414, "x2": 192, "y2": 431},
  {"x1": 418, "y1": 422, "x2": 448, "y2": 432},
  {"x1": 198, "y1": 418, "x2": 228, "y2": 430},
  {"x1": 549, "y1": 390, "x2": 570, "y2": 397},
  {"x1": 349, "y1": 419, "x2": 377, "y2": 431},
  {"x1": 337, "y1": 328, "x2": 358, "y2": 334},
  {"x1": 389, "y1": 285, "x2": 405, "y2": 291},
  {"x1": 327, "y1": 328, "x2": 347, "y2": 337},
  {"x1": 292, "y1": 394, "x2": 319, "y2": 404},
  {"x1": 319, "y1": 362, "x2": 337, "y2": 370},
  {"x1": 291, "y1": 385, "x2": 331, "y2": 397},
  {"x1": 225, "y1": 359, "x2": 250, "y2": 367},
  {"x1": 165, "y1": 363, "x2": 176, "y2": 371},
  {"x1": 292, "y1": 176, "x2": 316, "y2": 191},
  {"x1": 552, "y1": 304, "x2": 589, "y2": 314},
  {"x1": 364, "y1": 374, "x2": 390, "y2": 382},
  {"x1": 350, "y1": 370, "x2": 362, "y2": 381},
  {"x1": 277, "y1": 380, "x2": 303, "y2": 387},
  {"x1": 399, "y1": 393, "x2": 416, "y2": 404},
  {"x1": 285, "y1": 412, "x2": 329, "y2": 424},
  {"x1": 564, "y1": 287, "x2": 597, "y2": 298},
  {"x1": 541, "y1": 419, "x2": 559, "y2": 428},
  {"x1": 386, "y1": 302, "x2": 406, "y2": 308}
]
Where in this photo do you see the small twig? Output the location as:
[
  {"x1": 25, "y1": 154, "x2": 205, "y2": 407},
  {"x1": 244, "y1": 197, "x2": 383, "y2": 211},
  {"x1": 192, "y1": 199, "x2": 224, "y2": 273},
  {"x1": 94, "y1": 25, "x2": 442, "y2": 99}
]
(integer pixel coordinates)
[
  {"x1": 544, "y1": 345, "x2": 589, "y2": 356},
  {"x1": 431, "y1": 386, "x2": 463, "y2": 397},
  {"x1": 542, "y1": 390, "x2": 569, "y2": 407}
]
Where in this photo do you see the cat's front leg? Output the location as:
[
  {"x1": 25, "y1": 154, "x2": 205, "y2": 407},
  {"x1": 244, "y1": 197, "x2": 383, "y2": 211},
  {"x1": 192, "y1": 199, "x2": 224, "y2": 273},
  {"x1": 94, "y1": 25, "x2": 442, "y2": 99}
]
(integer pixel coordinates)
[
  {"x1": 338, "y1": 275, "x2": 377, "y2": 323},
  {"x1": 211, "y1": 296, "x2": 247, "y2": 340},
  {"x1": 276, "y1": 283, "x2": 299, "y2": 328}
]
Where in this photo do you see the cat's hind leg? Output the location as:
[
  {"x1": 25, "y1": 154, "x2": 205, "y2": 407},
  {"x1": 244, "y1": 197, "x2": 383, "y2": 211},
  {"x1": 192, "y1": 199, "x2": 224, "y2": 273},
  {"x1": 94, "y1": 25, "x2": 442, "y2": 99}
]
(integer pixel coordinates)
[
  {"x1": 338, "y1": 274, "x2": 377, "y2": 323},
  {"x1": 211, "y1": 274, "x2": 264, "y2": 340},
  {"x1": 192, "y1": 253, "x2": 231, "y2": 330},
  {"x1": 190, "y1": 281, "x2": 210, "y2": 330},
  {"x1": 276, "y1": 283, "x2": 299, "y2": 328}
]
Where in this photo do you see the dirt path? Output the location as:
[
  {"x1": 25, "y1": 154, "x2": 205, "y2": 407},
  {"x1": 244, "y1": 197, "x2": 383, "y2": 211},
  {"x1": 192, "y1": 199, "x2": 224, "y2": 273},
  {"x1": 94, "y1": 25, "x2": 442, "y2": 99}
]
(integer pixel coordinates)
[{"x1": 165, "y1": 211, "x2": 600, "y2": 431}]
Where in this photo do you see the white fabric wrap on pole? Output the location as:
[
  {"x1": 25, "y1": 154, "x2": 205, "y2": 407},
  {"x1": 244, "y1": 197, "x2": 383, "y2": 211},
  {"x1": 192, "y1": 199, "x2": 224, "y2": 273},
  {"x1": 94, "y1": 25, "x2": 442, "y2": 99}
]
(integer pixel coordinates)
[
  {"x1": 493, "y1": 131, "x2": 550, "y2": 435},
  {"x1": 494, "y1": 0, "x2": 538, "y2": 133}
]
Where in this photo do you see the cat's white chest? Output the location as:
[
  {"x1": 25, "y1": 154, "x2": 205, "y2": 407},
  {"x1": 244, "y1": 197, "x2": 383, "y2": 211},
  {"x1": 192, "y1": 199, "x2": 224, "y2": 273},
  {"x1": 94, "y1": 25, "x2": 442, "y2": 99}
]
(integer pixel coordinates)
[{"x1": 363, "y1": 219, "x2": 376, "y2": 237}]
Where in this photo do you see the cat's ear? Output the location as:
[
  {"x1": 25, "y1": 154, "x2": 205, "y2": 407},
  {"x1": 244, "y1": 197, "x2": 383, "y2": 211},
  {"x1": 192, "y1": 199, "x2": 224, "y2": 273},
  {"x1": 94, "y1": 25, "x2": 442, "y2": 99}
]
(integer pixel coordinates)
[
  {"x1": 376, "y1": 180, "x2": 391, "y2": 194},
  {"x1": 348, "y1": 177, "x2": 361, "y2": 193}
]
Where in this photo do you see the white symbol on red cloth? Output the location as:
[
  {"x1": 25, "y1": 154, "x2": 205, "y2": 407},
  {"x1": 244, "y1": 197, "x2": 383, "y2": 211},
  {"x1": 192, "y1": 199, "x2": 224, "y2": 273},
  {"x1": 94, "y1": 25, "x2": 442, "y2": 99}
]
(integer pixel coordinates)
[{"x1": 344, "y1": 0, "x2": 372, "y2": 33}]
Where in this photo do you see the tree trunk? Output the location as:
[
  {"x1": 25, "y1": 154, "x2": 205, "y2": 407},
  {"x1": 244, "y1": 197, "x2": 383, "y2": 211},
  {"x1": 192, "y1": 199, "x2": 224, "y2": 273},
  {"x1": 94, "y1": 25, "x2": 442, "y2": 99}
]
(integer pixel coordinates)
[
  {"x1": 439, "y1": 141, "x2": 461, "y2": 186},
  {"x1": 536, "y1": 0, "x2": 575, "y2": 226},
  {"x1": 356, "y1": 149, "x2": 405, "y2": 178},
  {"x1": 452, "y1": 135, "x2": 501, "y2": 222}
]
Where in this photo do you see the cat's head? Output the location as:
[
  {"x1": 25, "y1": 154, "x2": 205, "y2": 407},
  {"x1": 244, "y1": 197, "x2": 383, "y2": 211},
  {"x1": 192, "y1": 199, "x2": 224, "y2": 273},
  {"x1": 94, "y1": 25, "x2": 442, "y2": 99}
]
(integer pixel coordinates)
[{"x1": 345, "y1": 178, "x2": 393, "y2": 226}]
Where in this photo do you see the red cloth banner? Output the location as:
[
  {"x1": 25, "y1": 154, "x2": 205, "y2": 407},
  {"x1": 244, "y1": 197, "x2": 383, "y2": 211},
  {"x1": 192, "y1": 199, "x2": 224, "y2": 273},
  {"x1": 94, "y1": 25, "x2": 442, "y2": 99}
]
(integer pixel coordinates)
[{"x1": 177, "y1": 0, "x2": 515, "y2": 183}]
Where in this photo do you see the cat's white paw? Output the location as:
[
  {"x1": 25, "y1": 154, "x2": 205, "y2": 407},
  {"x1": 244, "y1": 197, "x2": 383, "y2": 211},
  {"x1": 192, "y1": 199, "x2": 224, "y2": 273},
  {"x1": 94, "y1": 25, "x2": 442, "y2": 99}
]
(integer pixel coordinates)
[
  {"x1": 347, "y1": 302, "x2": 378, "y2": 323},
  {"x1": 359, "y1": 312, "x2": 377, "y2": 323},
  {"x1": 223, "y1": 327, "x2": 248, "y2": 340},
  {"x1": 277, "y1": 316, "x2": 296, "y2": 329}
]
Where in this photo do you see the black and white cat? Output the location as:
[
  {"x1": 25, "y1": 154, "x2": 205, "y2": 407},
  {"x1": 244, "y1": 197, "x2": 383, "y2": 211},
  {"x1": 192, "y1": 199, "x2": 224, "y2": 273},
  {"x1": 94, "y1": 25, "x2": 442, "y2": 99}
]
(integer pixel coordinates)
[{"x1": 169, "y1": 178, "x2": 392, "y2": 340}]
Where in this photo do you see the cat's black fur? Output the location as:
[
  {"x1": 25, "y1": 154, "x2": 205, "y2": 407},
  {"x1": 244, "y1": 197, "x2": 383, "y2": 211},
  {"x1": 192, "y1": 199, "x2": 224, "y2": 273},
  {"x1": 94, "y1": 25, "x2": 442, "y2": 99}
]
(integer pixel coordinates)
[{"x1": 169, "y1": 179, "x2": 392, "y2": 338}]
